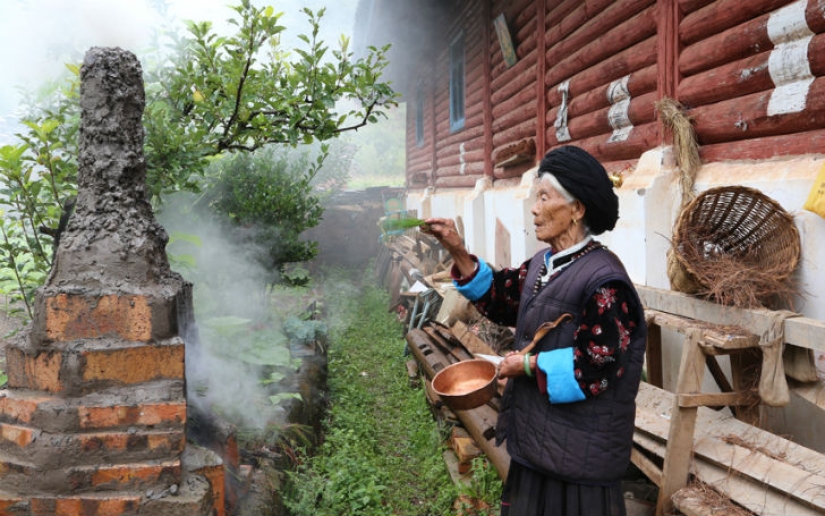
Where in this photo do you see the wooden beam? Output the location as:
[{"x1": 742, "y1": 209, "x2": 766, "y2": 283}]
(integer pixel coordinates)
[
  {"x1": 637, "y1": 285, "x2": 825, "y2": 353},
  {"x1": 677, "y1": 391, "x2": 756, "y2": 408},
  {"x1": 635, "y1": 430, "x2": 823, "y2": 516},
  {"x1": 630, "y1": 446, "x2": 662, "y2": 487},
  {"x1": 656, "y1": 328, "x2": 705, "y2": 516},
  {"x1": 636, "y1": 383, "x2": 825, "y2": 514}
]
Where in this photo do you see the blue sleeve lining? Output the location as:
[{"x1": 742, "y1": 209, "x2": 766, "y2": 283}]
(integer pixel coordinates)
[
  {"x1": 454, "y1": 259, "x2": 493, "y2": 301},
  {"x1": 537, "y1": 347, "x2": 586, "y2": 404}
]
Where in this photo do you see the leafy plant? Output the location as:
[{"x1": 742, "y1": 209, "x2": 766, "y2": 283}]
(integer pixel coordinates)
[
  {"x1": 0, "y1": 1, "x2": 397, "y2": 321},
  {"x1": 283, "y1": 275, "x2": 457, "y2": 515},
  {"x1": 455, "y1": 457, "x2": 503, "y2": 515}
]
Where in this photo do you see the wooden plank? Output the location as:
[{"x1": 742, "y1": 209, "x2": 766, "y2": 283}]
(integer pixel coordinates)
[
  {"x1": 677, "y1": 391, "x2": 756, "y2": 408},
  {"x1": 785, "y1": 316, "x2": 825, "y2": 354},
  {"x1": 635, "y1": 431, "x2": 824, "y2": 516},
  {"x1": 637, "y1": 285, "x2": 825, "y2": 352},
  {"x1": 656, "y1": 329, "x2": 705, "y2": 516},
  {"x1": 646, "y1": 318, "x2": 663, "y2": 388},
  {"x1": 636, "y1": 383, "x2": 825, "y2": 512},
  {"x1": 630, "y1": 446, "x2": 662, "y2": 487},
  {"x1": 645, "y1": 309, "x2": 757, "y2": 351}
]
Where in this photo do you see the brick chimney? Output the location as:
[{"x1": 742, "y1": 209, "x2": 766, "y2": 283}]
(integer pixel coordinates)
[{"x1": 0, "y1": 47, "x2": 225, "y2": 516}]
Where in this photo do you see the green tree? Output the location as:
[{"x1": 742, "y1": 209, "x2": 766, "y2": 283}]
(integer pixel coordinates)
[
  {"x1": 200, "y1": 146, "x2": 325, "y2": 288},
  {"x1": 0, "y1": 0, "x2": 397, "y2": 319}
]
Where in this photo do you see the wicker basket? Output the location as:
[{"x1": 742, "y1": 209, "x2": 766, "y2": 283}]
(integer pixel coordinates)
[{"x1": 667, "y1": 185, "x2": 800, "y2": 306}]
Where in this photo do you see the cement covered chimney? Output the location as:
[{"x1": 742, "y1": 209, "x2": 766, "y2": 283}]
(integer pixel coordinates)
[{"x1": 0, "y1": 47, "x2": 225, "y2": 516}]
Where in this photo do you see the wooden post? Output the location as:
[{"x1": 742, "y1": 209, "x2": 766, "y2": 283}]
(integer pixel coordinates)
[
  {"x1": 646, "y1": 320, "x2": 663, "y2": 388},
  {"x1": 655, "y1": 328, "x2": 705, "y2": 516}
]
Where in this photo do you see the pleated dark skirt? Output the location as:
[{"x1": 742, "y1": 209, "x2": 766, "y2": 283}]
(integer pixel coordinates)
[{"x1": 500, "y1": 461, "x2": 626, "y2": 516}]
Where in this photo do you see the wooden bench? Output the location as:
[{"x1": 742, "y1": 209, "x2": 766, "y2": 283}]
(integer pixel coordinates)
[{"x1": 635, "y1": 285, "x2": 825, "y2": 516}]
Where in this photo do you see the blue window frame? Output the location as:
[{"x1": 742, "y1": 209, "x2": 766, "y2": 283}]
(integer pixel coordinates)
[
  {"x1": 449, "y1": 33, "x2": 465, "y2": 132},
  {"x1": 415, "y1": 83, "x2": 425, "y2": 147}
]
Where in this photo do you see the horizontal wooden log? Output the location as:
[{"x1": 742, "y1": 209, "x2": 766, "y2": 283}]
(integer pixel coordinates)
[
  {"x1": 691, "y1": 76, "x2": 825, "y2": 144},
  {"x1": 435, "y1": 147, "x2": 484, "y2": 171},
  {"x1": 436, "y1": 149, "x2": 487, "y2": 169},
  {"x1": 562, "y1": 91, "x2": 658, "y2": 141},
  {"x1": 492, "y1": 118, "x2": 537, "y2": 149},
  {"x1": 682, "y1": 32, "x2": 825, "y2": 107},
  {"x1": 546, "y1": 36, "x2": 658, "y2": 101},
  {"x1": 493, "y1": 96, "x2": 537, "y2": 133},
  {"x1": 678, "y1": 0, "x2": 716, "y2": 15},
  {"x1": 548, "y1": 120, "x2": 660, "y2": 162},
  {"x1": 681, "y1": 3, "x2": 825, "y2": 79},
  {"x1": 679, "y1": 10, "x2": 774, "y2": 78},
  {"x1": 545, "y1": 0, "x2": 582, "y2": 29},
  {"x1": 492, "y1": 49, "x2": 538, "y2": 92},
  {"x1": 510, "y1": 0, "x2": 537, "y2": 30},
  {"x1": 547, "y1": 64, "x2": 658, "y2": 117},
  {"x1": 548, "y1": 0, "x2": 656, "y2": 68},
  {"x1": 434, "y1": 175, "x2": 484, "y2": 188},
  {"x1": 679, "y1": 51, "x2": 772, "y2": 107},
  {"x1": 679, "y1": 0, "x2": 789, "y2": 47},
  {"x1": 434, "y1": 124, "x2": 486, "y2": 149},
  {"x1": 492, "y1": 81, "x2": 539, "y2": 120},
  {"x1": 546, "y1": 0, "x2": 617, "y2": 49},
  {"x1": 435, "y1": 138, "x2": 486, "y2": 158},
  {"x1": 547, "y1": 3, "x2": 657, "y2": 87},
  {"x1": 700, "y1": 125, "x2": 825, "y2": 163},
  {"x1": 434, "y1": 116, "x2": 485, "y2": 139},
  {"x1": 407, "y1": 154, "x2": 433, "y2": 170}
]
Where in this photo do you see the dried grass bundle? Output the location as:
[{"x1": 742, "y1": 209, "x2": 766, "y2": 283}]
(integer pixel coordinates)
[
  {"x1": 676, "y1": 234, "x2": 800, "y2": 309},
  {"x1": 657, "y1": 97, "x2": 701, "y2": 208},
  {"x1": 675, "y1": 482, "x2": 755, "y2": 516}
]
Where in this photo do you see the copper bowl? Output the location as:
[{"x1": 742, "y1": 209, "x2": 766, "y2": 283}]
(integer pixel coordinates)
[{"x1": 431, "y1": 359, "x2": 497, "y2": 411}]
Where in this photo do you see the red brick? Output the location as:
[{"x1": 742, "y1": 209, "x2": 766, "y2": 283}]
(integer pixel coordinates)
[
  {"x1": 0, "y1": 493, "x2": 27, "y2": 516},
  {"x1": 196, "y1": 463, "x2": 227, "y2": 516},
  {"x1": 45, "y1": 294, "x2": 152, "y2": 342},
  {"x1": 77, "y1": 402, "x2": 186, "y2": 430},
  {"x1": 91, "y1": 460, "x2": 180, "y2": 488},
  {"x1": 77, "y1": 430, "x2": 184, "y2": 454},
  {"x1": 0, "y1": 393, "x2": 51, "y2": 424},
  {"x1": 81, "y1": 342, "x2": 184, "y2": 384},
  {"x1": 0, "y1": 423, "x2": 38, "y2": 448},
  {"x1": 5, "y1": 348, "x2": 63, "y2": 392},
  {"x1": 31, "y1": 496, "x2": 140, "y2": 516}
]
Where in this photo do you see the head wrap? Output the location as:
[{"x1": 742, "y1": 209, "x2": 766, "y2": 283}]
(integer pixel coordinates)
[{"x1": 537, "y1": 145, "x2": 618, "y2": 235}]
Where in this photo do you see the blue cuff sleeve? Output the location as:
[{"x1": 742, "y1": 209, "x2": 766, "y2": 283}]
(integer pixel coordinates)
[
  {"x1": 537, "y1": 348, "x2": 586, "y2": 404},
  {"x1": 453, "y1": 259, "x2": 493, "y2": 301}
]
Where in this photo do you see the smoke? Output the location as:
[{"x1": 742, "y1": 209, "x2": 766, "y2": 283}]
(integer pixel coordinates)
[{"x1": 160, "y1": 193, "x2": 298, "y2": 432}]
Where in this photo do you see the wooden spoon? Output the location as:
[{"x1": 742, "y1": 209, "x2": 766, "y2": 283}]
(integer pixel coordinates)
[{"x1": 518, "y1": 312, "x2": 573, "y2": 356}]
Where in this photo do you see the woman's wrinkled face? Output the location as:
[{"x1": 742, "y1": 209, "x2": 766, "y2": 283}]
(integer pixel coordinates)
[{"x1": 531, "y1": 180, "x2": 577, "y2": 244}]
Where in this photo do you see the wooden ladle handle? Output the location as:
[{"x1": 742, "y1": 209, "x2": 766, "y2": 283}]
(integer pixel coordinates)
[{"x1": 518, "y1": 312, "x2": 573, "y2": 356}]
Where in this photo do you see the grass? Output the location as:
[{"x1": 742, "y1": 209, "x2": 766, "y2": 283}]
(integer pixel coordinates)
[{"x1": 282, "y1": 268, "x2": 461, "y2": 515}]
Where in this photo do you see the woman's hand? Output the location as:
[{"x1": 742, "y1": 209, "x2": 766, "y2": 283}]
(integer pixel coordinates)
[
  {"x1": 421, "y1": 217, "x2": 476, "y2": 278},
  {"x1": 498, "y1": 351, "x2": 535, "y2": 379},
  {"x1": 421, "y1": 218, "x2": 463, "y2": 251}
]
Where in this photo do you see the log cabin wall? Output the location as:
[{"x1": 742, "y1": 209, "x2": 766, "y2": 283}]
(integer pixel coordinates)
[
  {"x1": 543, "y1": 0, "x2": 660, "y2": 173},
  {"x1": 374, "y1": 0, "x2": 825, "y2": 450},
  {"x1": 490, "y1": 0, "x2": 540, "y2": 180},
  {"x1": 678, "y1": 0, "x2": 825, "y2": 161},
  {"x1": 403, "y1": 0, "x2": 825, "y2": 182}
]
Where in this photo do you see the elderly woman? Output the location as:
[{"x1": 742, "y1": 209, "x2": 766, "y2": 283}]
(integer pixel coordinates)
[{"x1": 423, "y1": 145, "x2": 646, "y2": 516}]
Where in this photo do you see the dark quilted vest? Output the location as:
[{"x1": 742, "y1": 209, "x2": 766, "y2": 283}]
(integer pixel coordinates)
[{"x1": 496, "y1": 244, "x2": 646, "y2": 484}]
